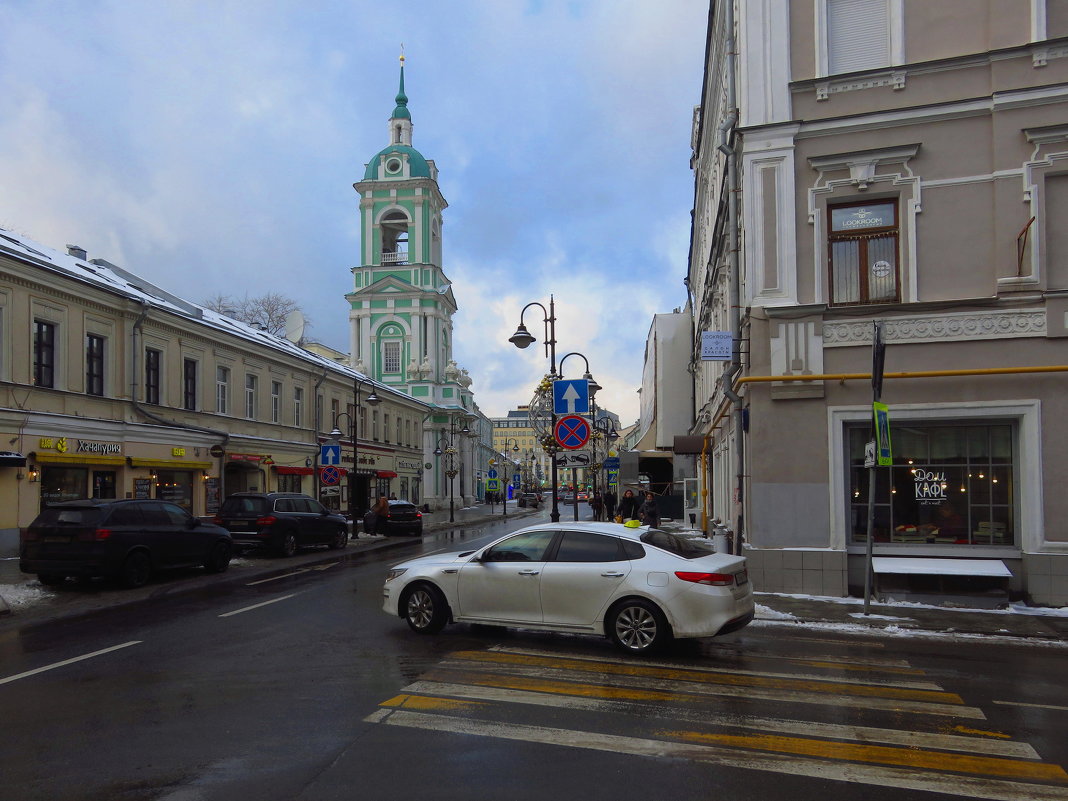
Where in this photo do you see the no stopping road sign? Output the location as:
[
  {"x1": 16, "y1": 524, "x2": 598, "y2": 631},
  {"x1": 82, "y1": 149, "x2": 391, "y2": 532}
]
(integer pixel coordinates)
[{"x1": 554, "y1": 415, "x2": 591, "y2": 450}]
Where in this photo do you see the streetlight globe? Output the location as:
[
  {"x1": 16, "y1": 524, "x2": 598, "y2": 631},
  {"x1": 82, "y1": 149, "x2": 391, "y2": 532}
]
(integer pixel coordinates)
[
  {"x1": 365, "y1": 390, "x2": 382, "y2": 406},
  {"x1": 508, "y1": 324, "x2": 535, "y2": 349}
]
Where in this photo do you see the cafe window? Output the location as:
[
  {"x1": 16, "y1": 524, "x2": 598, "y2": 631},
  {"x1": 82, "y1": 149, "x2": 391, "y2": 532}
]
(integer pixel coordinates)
[
  {"x1": 86, "y1": 334, "x2": 105, "y2": 396},
  {"x1": 34, "y1": 320, "x2": 56, "y2": 388},
  {"x1": 145, "y1": 349, "x2": 161, "y2": 404},
  {"x1": 847, "y1": 422, "x2": 1015, "y2": 547},
  {"x1": 155, "y1": 470, "x2": 193, "y2": 511},
  {"x1": 828, "y1": 200, "x2": 899, "y2": 305},
  {"x1": 40, "y1": 466, "x2": 87, "y2": 508}
]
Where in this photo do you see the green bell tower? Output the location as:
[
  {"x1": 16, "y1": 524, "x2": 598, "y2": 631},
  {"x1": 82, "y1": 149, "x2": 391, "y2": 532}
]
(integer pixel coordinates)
[{"x1": 347, "y1": 55, "x2": 472, "y2": 412}]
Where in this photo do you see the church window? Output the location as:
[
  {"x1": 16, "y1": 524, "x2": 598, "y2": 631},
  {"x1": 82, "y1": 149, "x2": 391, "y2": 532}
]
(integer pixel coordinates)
[
  {"x1": 380, "y1": 210, "x2": 409, "y2": 265},
  {"x1": 383, "y1": 341, "x2": 401, "y2": 373}
]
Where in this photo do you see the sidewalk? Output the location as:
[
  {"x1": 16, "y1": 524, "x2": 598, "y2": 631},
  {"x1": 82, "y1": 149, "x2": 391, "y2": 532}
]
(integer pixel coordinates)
[{"x1": 2, "y1": 506, "x2": 1066, "y2": 644}]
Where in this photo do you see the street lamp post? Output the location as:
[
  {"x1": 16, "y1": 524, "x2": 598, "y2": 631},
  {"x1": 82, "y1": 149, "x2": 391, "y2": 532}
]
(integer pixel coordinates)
[
  {"x1": 509, "y1": 296, "x2": 560, "y2": 522},
  {"x1": 433, "y1": 417, "x2": 469, "y2": 524},
  {"x1": 502, "y1": 438, "x2": 521, "y2": 519},
  {"x1": 331, "y1": 377, "x2": 380, "y2": 538}
]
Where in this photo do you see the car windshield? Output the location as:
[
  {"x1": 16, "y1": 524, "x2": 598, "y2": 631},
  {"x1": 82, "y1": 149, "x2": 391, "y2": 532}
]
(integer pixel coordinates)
[
  {"x1": 640, "y1": 530, "x2": 715, "y2": 559},
  {"x1": 219, "y1": 497, "x2": 269, "y2": 516},
  {"x1": 32, "y1": 507, "x2": 102, "y2": 526}
]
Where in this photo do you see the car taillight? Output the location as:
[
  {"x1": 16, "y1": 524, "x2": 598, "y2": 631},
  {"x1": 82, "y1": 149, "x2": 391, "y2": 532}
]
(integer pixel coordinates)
[
  {"x1": 675, "y1": 571, "x2": 734, "y2": 586},
  {"x1": 416, "y1": 512, "x2": 422, "y2": 518},
  {"x1": 94, "y1": 528, "x2": 113, "y2": 541},
  {"x1": 255, "y1": 516, "x2": 277, "y2": 526}
]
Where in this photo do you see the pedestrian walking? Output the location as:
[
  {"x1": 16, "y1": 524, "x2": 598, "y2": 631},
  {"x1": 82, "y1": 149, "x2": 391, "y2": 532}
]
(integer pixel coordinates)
[
  {"x1": 603, "y1": 489, "x2": 617, "y2": 521},
  {"x1": 638, "y1": 491, "x2": 660, "y2": 528},
  {"x1": 364, "y1": 494, "x2": 389, "y2": 535},
  {"x1": 617, "y1": 489, "x2": 639, "y2": 522},
  {"x1": 589, "y1": 491, "x2": 603, "y2": 521}
]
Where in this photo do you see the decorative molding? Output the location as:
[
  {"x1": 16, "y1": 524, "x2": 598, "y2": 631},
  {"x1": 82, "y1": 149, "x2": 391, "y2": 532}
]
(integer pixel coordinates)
[
  {"x1": 823, "y1": 309, "x2": 1046, "y2": 347},
  {"x1": 1032, "y1": 43, "x2": 1068, "y2": 68},
  {"x1": 815, "y1": 70, "x2": 906, "y2": 101}
]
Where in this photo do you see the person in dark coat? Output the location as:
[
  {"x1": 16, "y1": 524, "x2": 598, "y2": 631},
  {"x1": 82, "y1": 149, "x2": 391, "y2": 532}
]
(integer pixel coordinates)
[
  {"x1": 638, "y1": 492, "x2": 660, "y2": 528},
  {"x1": 603, "y1": 489, "x2": 617, "y2": 521},
  {"x1": 365, "y1": 495, "x2": 389, "y2": 535},
  {"x1": 617, "y1": 489, "x2": 639, "y2": 521},
  {"x1": 589, "y1": 491, "x2": 603, "y2": 521}
]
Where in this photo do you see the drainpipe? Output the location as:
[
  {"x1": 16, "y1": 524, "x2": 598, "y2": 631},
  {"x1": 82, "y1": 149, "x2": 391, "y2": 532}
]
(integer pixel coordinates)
[
  {"x1": 716, "y1": 0, "x2": 745, "y2": 555},
  {"x1": 131, "y1": 303, "x2": 230, "y2": 503}
]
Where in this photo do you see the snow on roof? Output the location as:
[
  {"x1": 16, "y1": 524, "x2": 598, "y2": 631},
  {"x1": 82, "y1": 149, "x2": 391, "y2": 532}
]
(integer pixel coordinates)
[{"x1": 0, "y1": 227, "x2": 427, "y2": 406}]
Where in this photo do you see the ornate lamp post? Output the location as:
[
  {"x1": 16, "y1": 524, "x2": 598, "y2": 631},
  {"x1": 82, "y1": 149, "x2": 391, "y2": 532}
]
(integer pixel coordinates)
[
  {"x1": 509, "y1": 296, "x2": 561, "y2": 521},
  {"x1": 433, "y1": 417, "x2": 469, "y2": 524},
  {"x1": 330, "y1": 377, "x2": 380, "y2": 537}
]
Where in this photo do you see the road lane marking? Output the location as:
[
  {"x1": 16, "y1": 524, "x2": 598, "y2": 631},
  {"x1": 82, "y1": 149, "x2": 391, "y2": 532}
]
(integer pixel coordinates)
[
  {"x1": 450, "y1": 650, "x2": 961, "y2": 703},
  {"x1": 0, "y1": 641, "x2": 141, "y2": 686},
  {"x1": 364, "y1": 708, "x2": 1068, "y2": 801},
  {"x1": 662, "y1": 728, "x2": 1068, "y2": 783},
  {"x1": 397, "y1": 681, "x2": 1039, "y2": 759},
  {"x1": 993, "y1": 700, "x2": 1068, "y2": 712},
  {"x1": 246, "y1": 570, "x2": 311, "y2": 586},
  {"x1": 429, "y1": 663, "x2": 984, "y2": 719},
  {"x1": 219, "y1": 593, "x2": 299, "y2": 617},
  {"x1": 381, "y1": 694, "x2": 487, "y2": 712},
  {"x1": 486, "y1": 645, "x2": 938, "y2": 688}
]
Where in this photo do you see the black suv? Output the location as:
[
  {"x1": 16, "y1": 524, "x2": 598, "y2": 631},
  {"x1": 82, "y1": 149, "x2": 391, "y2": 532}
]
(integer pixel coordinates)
[
  {"x1": 214, "y1": 493, "x2": 348, "y2": 556},
  {"x1": 20, "y1": 499, "x2": 232, "y2": 589}
]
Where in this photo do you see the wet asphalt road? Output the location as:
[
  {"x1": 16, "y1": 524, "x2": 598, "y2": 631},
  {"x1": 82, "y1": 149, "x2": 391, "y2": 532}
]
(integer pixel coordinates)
[{"x1": 2, "y1": 513, "x2": 1067, "y2": 801}]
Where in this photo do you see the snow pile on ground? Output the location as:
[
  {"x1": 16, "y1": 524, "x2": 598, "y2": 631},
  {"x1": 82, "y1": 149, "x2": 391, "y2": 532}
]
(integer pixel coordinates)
[
  {"x1": 754, "y1": 604, "x2": 798, "y2": 621},
  {"x1": 0, "y1": 581, "x2": 54, "y2": 609}
]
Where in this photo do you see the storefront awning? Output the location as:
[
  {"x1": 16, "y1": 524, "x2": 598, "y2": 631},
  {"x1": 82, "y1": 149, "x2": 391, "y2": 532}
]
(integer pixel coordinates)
[
  {"x1": 128, "y1": 458, "x2": 213, "y2": 470},
  {"x1": 376, "y1": 470, "x2": 398, "y2": 478},
  {"x1": 0, "y1": 451, "x2": 27, "y2": 467},
  {"x1": 33, "y1": 452, "x2": 126, "y2": 466}
]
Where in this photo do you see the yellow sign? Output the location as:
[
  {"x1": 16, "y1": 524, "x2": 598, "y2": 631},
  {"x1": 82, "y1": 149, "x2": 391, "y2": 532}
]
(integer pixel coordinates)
[{"x1": 172, "y1": 447, "x2": 186, "y2": 457}]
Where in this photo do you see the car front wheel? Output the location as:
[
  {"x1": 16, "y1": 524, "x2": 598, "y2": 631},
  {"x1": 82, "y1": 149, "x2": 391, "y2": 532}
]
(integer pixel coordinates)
[
  {"x1": 403, "y1": 583, "x2": 448, "y2": 634},
  {"x1": 329, "y1": 527, "x2": 348, "y2": 549},
  {"x1": 278, "y1": 531, "x2": 298, "y2": 557},
  {"x1": 204, "y1": 541, "x2": 232, "y2": 574},
  {"x1": 607, "y1": 599, "x2": 671, "y2": 655},
  {"x1": 119, "y1": 551, "x2": 152, "y2": 589}
]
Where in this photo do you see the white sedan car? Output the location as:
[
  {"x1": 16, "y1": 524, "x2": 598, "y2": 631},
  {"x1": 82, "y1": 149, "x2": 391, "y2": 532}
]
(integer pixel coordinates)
[{"x1": 382, "y1": 521, "x2": 754, "y2": 654}]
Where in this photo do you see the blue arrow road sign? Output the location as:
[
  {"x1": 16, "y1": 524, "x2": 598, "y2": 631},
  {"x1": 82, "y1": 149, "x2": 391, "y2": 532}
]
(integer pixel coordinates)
[
  {"x1": 487, "y1": 469, "x2": 498, "y2": 479},
  {"x1": 603, "y1": 457, "x2": 620, "y2": 471},
  {"x1": 320, "y1": 444, "x2": 341, "y2": 466},
  {"x1": 553, "y1": 379, "x2": 590, "y2": 415}
]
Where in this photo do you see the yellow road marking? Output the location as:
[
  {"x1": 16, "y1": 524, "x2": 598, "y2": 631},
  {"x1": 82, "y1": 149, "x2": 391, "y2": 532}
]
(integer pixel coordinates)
[
  {"x1": 449, "y1": 650, "x2": 963, "y2": 705},
  {"x1": 380, "y1": 694, "x2": 485, "y2": 712},
  {"x1": 661, "y1": 729, "x2": 1068, "y2": 783},
  {"x1": 794, "y1": 659, "x2": 925, "y2": 676},
  {"x1": 952, "y1": 725, "x2": 1013, "y2": 740}
]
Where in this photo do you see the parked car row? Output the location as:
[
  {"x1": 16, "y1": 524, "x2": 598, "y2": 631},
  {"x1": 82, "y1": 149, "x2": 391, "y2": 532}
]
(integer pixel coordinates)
[{"x1": 19, "y1": 491, "x2": 426, "y2": 590}]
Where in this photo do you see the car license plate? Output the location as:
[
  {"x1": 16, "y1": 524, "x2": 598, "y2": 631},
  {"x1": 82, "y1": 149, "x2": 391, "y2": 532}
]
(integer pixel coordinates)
[
  {"x1": 735, "y1": 570, "x2": 748, "y2": 586},
  {"x1": 43, "y1": 536, "x2": 71, "y2": 543}
]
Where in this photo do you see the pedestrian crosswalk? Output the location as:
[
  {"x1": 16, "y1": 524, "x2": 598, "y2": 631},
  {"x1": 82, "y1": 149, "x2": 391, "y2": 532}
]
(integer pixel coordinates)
[{"x1": 364, "y1": 643, "x2": 1068, "y2": 800}]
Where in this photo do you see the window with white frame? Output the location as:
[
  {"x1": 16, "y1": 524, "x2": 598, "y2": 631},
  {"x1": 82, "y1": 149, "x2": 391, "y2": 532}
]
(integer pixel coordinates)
[
  {"x1": 216, "y1": 366, "x2": 230, "y2": 414},
  {"x1": 828, "y1": 199, "x2": 899, "y2": 305},
  {"x1": 294, "y1": 387, "x2": 304, "y2": 427},
  {"x1": 86, "y1": 334, "x2": 105, "y2": 396},
  {"x1": 245, "y1": 374, "x2": 257, "y2": 419},
  {"x1": 271, "y1": 381, "x2": 281, "y2": 423},
  {"x1": 825, "y1": 0, "x2": 891, "y2": 74},
  {"x1": 145, "y1": 349, "x2": 161, "y2": 405},
  {"x1": 34, "y1": 320, "x2": 56, "y2": 388},
  {"x1": 383, "y1": 340, "x2": 401, "y2": 373}
]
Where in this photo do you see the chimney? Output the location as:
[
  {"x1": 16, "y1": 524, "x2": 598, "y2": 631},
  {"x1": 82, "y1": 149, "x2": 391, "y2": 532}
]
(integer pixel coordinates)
[{"x1": 66, "y1": 244, "x2": 87, "y2": 260}]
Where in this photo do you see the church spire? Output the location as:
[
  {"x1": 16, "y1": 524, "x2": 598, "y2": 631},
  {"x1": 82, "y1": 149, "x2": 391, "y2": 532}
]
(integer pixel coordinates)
[
  {"x1": 392, "y1": 49, "x2": 410, "y2": 121},
  {"x1": 389, "y1": 49, "x2": 413, "y2": 146}
]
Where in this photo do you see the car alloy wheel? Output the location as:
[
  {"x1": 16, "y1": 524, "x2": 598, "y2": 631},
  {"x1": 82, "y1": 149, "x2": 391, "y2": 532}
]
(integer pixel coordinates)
[
  {"x1": 330, "y1": 527, "x2": 348, "y2": 549},
  {"x1": 119, "y1": 551, "x2": 152, "y2": 589},
  {"x1": 204, "y1": 541, "x2": 232, "y2": 574},
  {"x1": 279, "y1": 532, "x2": 298, "y2": 557},
  {"x1": 609, "y1": 599, "x2": 669, "y2": 654},
  {"x1": 403, "y1": 584, "x2": 447, "y2": 634}
]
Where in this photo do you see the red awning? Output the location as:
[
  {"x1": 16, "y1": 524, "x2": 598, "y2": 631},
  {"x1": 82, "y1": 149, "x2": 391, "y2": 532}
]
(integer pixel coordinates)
[
  {"x1": 376, "y1": 470, "x2": 398, "y2": 478},
  {"x1": 274, "y1": 466, "x2": 314, "y2": 475}
]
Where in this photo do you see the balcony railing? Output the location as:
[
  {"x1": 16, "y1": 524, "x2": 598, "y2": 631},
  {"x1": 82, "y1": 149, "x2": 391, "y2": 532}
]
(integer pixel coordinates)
[{"x1": 381, "y1": 251, "x2": 409, "y2": 265}]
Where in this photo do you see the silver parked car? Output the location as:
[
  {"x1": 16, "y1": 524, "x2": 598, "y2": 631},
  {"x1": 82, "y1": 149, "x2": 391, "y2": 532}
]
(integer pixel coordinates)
[{"x1": 382, "y1": 521, "x2": 753, "y2": 655}]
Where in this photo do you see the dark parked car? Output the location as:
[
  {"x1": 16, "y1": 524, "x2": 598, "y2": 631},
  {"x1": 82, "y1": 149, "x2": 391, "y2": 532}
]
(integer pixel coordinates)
[
  {"x1": 365, "y1": 500, "x2": 423, "y2": 536},
  {"x1": 517, "y1": 493, "x2": 541, "y2": 508},
  {"x1": 214, "y1": 492, "x2": 348, "y2": 556},
  {"x1": 20, "y1": 499, "x2": 232, "y2": 589}
]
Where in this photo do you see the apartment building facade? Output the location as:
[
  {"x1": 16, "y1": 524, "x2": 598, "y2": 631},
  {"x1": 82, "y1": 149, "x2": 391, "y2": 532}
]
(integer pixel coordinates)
[
  {"x1": 0, "y1": 229, "x2": 429, "y2": 553},
  {"x1": 689, "y1": 0, "x2": 1068, "y2": 604}
]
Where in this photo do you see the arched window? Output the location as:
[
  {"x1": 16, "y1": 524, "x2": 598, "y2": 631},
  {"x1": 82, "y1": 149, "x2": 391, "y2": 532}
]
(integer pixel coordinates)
[
  {"x1": 379, "y1": 324, "x2": 404, "y2": 375},
  {"x1": 380, "y1": 209, "x2": 410, "y2": 265}
]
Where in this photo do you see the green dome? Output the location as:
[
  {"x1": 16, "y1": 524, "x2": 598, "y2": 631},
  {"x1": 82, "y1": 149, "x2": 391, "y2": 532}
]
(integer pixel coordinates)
[{"x1": 364, "y1": 145, "x2": 431, "y2": 179}]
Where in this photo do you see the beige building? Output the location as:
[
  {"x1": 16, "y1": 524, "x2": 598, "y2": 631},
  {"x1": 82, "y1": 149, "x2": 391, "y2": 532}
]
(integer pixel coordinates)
[
  {"x1": 0, "y1": 230, "x2": 429, "y2": 554},
  {"x1": 689, "y1": 0, "x2": 1068, "y2": 605}
]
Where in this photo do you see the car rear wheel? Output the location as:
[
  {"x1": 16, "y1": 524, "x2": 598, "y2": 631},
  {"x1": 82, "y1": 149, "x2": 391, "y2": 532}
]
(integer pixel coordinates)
[
  {"x1": 278, "y1": 531, "x2": 298, "y2": 557},
  {"x1": 203, "y1": 541, "x2": 231, "y2": 574},
  {"x1": 403, "y1": 583, "x2": 448, "y2": 634},
  {"x1": 607, "y1": 599, "x2": 671, "y2": 655},
  {"x1": 329, "y1": 527, "x2": 348, "y2": 549},
  {"x1": 119, "y1": 551, "x2": 152, "y2": 589}
]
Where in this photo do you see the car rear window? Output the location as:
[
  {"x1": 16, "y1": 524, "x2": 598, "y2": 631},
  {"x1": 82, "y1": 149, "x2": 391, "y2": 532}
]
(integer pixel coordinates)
[
  {"x1": 640, "y1": 530, "x2": 715, "y2": 559},
  {"x1": 219, "y1": 497, "x2": 269, "y2": 516},
  {"x1": 31, "y1": 507, "x2": 103, "y2": 526}
]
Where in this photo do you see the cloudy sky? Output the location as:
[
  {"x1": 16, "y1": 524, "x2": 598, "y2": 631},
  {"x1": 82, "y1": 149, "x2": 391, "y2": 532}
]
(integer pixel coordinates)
[{"x1": 0, "y1": 0, "x2": 707, "y2": 424}]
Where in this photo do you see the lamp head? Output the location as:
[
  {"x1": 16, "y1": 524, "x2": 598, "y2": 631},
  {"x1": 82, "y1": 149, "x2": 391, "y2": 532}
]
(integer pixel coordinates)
[
  {"x1": 364, "y1": 389, "x2": 382, "y2": 406},
  {"x1": 584, "y1": 371, "x2": 601, "y2": 395},
  {"x1": 508, "y1": 323, "x2": 535, "y2": 349},
  {"x1": 328, "y1": 426, "x2": 343, "y2": 439}
]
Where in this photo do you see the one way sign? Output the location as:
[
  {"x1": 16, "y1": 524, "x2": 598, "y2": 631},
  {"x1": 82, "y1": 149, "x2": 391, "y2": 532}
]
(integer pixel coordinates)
[{"x1": 553, "y1": 379, "x2": 590, "y2": 415}]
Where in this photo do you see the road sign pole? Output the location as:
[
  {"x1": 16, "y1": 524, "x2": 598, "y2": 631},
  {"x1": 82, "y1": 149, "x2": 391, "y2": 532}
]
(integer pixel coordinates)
[{"x1": 864, "y1": 321, "x2": 886, "y2": 615}]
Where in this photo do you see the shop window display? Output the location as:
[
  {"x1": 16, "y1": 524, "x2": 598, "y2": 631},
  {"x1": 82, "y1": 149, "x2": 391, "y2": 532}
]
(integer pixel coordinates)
[{"x1": 848, "y1": 423, "x2": 1014, "y2": 546}]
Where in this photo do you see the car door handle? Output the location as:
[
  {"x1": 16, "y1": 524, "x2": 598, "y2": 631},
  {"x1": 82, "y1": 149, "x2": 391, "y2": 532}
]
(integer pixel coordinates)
[
  {"x1": 517, "y1": 569, "x2": 540, "y2": 576},
  {"x1": 601, "y1": 571, "x2": 625, "y2": 578}
]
